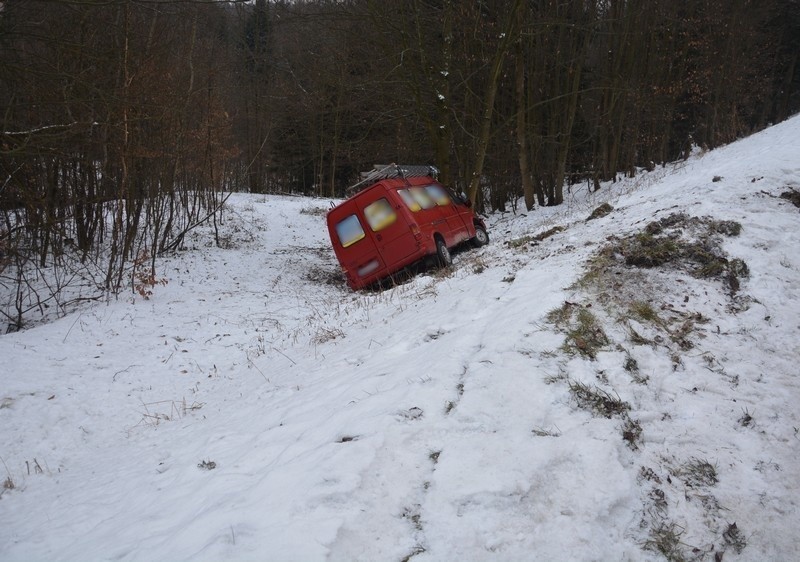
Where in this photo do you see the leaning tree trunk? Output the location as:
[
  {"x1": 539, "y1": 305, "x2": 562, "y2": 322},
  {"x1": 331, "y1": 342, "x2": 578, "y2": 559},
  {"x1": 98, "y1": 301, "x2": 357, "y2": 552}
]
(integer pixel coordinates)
[{"x1": 466, "y1": 0, "x2": 523, "y2": 207}]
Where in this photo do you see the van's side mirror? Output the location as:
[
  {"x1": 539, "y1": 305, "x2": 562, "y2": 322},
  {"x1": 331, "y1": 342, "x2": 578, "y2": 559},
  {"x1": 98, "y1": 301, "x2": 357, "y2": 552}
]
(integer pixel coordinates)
[{"x1": 459, "y1": 192, "x2": 471, "y2": 207}]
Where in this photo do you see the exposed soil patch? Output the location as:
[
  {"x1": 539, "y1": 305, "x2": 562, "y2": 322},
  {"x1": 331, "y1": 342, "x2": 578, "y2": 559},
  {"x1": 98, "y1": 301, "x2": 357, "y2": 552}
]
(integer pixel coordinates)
[
  {"x1": 507, "y1": 225, "x2": 565, "y2": 249},
  {"x1": 306, "y1": 266, "x2": 345, "y2": 287},
  {"x1": 780, "y1": 188, "x2": 800, "y2": 209},
  {"x1": 587, "y1": 213, "x2": 748, "y2": 295},
  {"x1": 587, "y1": 203, "x2": 614, "y2": 220}
]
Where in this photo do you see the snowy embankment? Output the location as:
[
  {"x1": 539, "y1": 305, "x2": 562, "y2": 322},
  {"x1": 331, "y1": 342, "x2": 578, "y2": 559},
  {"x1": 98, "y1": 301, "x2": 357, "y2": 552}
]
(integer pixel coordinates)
[{"x1": 2, "y1": 116, "x2": 800, "y2": 561}]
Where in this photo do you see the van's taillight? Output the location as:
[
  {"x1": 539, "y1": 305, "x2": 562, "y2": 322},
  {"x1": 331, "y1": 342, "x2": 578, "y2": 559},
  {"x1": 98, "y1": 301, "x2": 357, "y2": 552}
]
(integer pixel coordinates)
[{"x1": 410, "y1": 224, "x2": 422, "y2": 239}]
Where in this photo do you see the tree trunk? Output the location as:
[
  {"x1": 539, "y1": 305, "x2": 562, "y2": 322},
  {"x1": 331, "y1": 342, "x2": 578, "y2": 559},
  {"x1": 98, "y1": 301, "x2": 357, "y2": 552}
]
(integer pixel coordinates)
[
  {"x1": 515, "y1": 43, "x2": 535, "y2": 211},
  {"x1": 467, "y1": 0, "x2": 523, "y2": 207}
]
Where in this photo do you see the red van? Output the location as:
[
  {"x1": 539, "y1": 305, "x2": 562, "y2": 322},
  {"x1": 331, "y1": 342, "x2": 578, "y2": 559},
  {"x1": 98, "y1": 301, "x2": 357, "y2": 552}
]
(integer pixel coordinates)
[{"x1": 326, "y1": 165, "x2": 488, "y2": 290}]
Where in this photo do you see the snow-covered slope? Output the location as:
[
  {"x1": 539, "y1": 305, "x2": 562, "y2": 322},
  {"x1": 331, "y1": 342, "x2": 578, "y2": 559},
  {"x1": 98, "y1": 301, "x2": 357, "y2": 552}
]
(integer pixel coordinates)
[{"x1": 2, "y1": 116, "x2": 799, "y2": 561}]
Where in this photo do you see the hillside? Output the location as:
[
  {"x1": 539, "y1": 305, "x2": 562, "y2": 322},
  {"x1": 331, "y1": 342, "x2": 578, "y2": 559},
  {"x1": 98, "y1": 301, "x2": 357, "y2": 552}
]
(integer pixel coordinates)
[{"x1": 2, "y1": 116, "x2": 800, "y2": 561}]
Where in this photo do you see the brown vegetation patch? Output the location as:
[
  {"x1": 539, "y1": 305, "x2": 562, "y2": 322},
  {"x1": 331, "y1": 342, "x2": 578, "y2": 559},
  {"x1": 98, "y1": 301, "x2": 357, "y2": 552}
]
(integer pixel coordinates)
[
  {"x1": 780, "y1": 189, "x2": 800, "y2": 209},
  {"x1": 587, "y1": 214, "x2": 748, "y2": 295},
  {"x1": 587, "y1": 203, "x2": 614, "y2": 220}
]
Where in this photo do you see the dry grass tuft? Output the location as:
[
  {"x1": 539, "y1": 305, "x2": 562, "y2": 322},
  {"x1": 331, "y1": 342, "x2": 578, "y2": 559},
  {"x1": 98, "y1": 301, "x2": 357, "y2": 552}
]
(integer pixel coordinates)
[
  {"x1": 568, "y1": 381, "x2": 630, "y2": 418},
  {"x1": 644, "y1": 522, "x2": 686, "y2": 562},
  {"x1": 531, "y1": 426, "x2": 562, "y2": 437},
  {"x1": 622, "y1": 416, "x2": 643, "y2": 449},
  {"x1": 723, "y1": 522, "x2": 747, "y2": 554},
  {"x1": 674, "y1": 458, "x2": 718, "y2": 487},
  {"x1": 562, "y1": 308, "x2": 609, "y2": 359}
]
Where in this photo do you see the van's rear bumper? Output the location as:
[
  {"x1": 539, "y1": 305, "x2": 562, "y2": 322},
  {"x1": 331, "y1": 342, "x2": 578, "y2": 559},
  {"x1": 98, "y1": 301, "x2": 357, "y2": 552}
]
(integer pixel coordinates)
[{"x1": 344, "y1": 245, "x2": 429, "y2": 289}]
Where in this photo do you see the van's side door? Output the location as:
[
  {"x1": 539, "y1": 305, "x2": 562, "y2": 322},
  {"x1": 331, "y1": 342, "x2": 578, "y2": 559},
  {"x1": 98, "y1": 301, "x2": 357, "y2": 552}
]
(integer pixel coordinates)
[{"x1": 424, "y1": 184, "x2": 470, "y2": 245}]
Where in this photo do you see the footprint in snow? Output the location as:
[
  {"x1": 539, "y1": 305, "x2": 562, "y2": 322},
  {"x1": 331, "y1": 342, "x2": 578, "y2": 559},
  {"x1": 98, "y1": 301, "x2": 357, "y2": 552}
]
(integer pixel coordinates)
[
  {"x1": 397, "y1": 407, "x2": 424, "y2": 421},
  {"x1": 424, "y1": 329, "x2": 447, "y2": 342}
]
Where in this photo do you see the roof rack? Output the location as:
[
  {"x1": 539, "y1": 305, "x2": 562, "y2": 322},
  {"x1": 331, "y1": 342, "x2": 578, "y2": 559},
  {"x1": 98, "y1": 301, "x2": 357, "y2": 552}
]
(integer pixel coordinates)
[{"x1": 346, "y1": 163, "x2": 439, "y2": 195}]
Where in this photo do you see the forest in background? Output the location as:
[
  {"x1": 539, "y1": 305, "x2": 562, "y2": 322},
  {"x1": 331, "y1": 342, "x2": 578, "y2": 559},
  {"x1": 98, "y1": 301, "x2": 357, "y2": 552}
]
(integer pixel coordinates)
[{"x1": 1, "y1": 0, "x2": 799, "y2": 329}]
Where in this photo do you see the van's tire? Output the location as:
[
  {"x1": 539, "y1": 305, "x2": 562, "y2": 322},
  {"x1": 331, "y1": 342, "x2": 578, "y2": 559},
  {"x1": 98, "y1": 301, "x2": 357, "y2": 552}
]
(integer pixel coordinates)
[
  {"x1": 471, "y1": 225, "x2": 489, "y2": 247},
  {"x1": 434, "y1": 237, "x2": 452, "y2": 267}
]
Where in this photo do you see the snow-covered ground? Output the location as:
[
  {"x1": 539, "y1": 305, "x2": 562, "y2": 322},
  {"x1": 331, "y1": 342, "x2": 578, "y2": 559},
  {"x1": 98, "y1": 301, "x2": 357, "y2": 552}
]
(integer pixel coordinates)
[{"x1": 2, "y1": 116, "x2": 799, "y2": 561}]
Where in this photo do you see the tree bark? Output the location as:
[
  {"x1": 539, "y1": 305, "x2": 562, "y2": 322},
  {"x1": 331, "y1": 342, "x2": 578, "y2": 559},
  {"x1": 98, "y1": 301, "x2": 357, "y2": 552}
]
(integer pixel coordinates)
[
  {"x1": 466, "y1": 0, "x2": 523, "y2": 207},
  {"x1": 515, "y1": 43, "x2": 535, "y2": 211}
]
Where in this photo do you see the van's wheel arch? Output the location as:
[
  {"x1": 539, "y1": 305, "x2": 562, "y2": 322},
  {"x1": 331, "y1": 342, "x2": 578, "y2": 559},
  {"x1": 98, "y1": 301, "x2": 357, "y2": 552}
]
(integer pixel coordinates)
[
  {"x1": 434, "y1": 235, "x2": 452, "y2": 267},
  {"x1": 471, "y1": 224, "x2": 489, "y2": 247}
]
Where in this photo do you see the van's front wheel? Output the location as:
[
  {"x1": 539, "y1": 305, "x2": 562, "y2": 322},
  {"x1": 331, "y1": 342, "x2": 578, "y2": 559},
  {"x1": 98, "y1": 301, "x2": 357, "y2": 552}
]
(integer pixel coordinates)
[
  {"x1": 471, "y1": 225, "x2": 489, "y2": 247},
  {"x1": 434, "y1": 237, "x2": 452, "y2": 267}
]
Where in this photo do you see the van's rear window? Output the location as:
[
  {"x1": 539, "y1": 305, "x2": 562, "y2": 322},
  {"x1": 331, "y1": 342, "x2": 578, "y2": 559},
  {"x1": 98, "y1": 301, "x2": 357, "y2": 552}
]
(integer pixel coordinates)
[
  {"x1": 335, "y1": 215, "x2": 366, "y2": 248},
  {"x1": 364, "y1": 198, "x2": 397, "y2": 231},
  {"x1": 425, "y1": 184, "x2": 451, "y2": 206},
  {"x1": 397, "y1": 189, "x2": 421, "y2": 212},
  {"x1": 409, "y1": 187, "x2": 436, "y2": 209}
]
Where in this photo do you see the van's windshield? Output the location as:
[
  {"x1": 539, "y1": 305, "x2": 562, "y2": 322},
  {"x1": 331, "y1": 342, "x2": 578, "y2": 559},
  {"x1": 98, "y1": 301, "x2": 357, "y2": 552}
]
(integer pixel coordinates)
[{"x1": 424, "y1": 184, "x2": 451, "y2": 206}]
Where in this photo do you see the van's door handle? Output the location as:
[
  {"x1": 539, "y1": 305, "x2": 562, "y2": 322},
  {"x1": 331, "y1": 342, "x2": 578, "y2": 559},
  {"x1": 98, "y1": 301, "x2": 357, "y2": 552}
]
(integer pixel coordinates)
[{"x1": 376, "y1": 234, "x2": 383, "y2": 241}]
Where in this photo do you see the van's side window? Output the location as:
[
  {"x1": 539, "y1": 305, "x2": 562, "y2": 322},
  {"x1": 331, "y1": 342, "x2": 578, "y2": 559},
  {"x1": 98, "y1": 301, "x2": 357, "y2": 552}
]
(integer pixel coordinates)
[
  {"x1": 364, "y1": 198, "x2": 397, "y2": 231},
  {"x1": 409, "y1": 187, "x2": 436, "y2": 209},
  {"x1": 397, "y1": 189, "x2": 421, "y2": 212},
  {"x1": 336, "y1": 215, "x2": 366, "y2": 247},
  {"x1": 425, "y1": 184, "x2": 451, "y2": 206}
]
